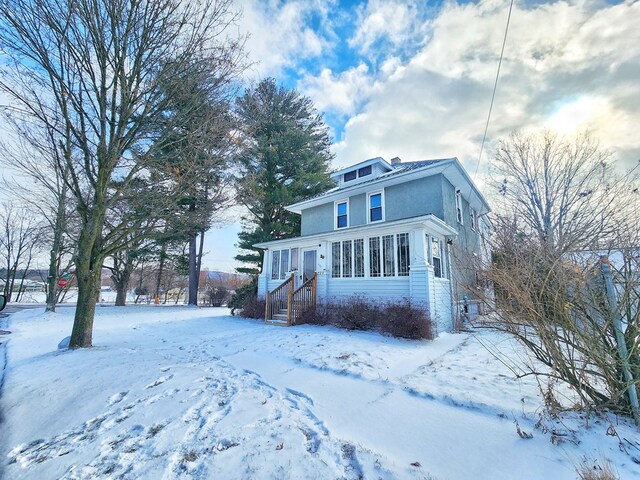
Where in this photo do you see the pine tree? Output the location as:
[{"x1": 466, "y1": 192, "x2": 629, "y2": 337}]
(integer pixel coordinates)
[{"x1": 234, "y1": 78, "x2": 334, "y2": 276}]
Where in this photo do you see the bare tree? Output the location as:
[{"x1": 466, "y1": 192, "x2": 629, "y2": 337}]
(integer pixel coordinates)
[
  {"x1": 479, "y1": 131, "x2": 640, "y2": 419},
  {"x1": 1, "y1": 119, "x2": 77, "y2": 312},
  {"x1": 0, "y1": 0, "x2": 245, "y2": 347},
  {"x1": 491, "y1": 131, "x2": 622, "y2": 253},
  {"x1": 0, "y1": 203, "x2": 42, "y2": 302}
]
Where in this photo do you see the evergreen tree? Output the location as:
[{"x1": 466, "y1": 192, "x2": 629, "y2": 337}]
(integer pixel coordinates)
[{"x1": 234, "y1": 78, "x2": 334, "y2": 276}]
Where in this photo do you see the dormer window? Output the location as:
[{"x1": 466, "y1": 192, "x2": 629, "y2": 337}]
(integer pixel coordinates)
[
  {"x1": 344, "y1": 165, "x2": 372, "y2": 183},
  {"x1": 368, "y1": 191, "x2": 384, "y2": 222},
  {"x1": 358, "y1": 165, "x2": 372, "y2": 177},
  {"x1": 335, "y1": 200, "x2": 348, "y2": 229}
]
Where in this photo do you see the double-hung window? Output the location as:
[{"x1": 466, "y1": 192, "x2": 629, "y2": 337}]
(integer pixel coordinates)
[
  {"x1": 368, "y1": 191, "x2": 383, "y2": 223},
  {"x1": 470, "y1": 209, "x2": 477, "y2": 231},
  {"x1": 432, "y1": 237, "x2": 443, "y2": 278},
  {"x1": 336, "y1": 200, "x2": 348, "y2": 229},
  {"x1": 455, "y1": 190, "x2": 463, "y2": 224}
]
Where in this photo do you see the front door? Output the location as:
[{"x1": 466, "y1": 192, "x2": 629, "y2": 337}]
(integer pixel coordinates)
[{"x1": 302, "y1": 250, "x2": 317, "y2": 283}]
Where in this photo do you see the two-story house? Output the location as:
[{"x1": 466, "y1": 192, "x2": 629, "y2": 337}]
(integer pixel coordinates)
[{"x1": 255, "y1": 156, "x2": 490, "y2": 332}]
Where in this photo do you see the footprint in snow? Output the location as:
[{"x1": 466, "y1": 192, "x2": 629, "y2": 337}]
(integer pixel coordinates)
[
  {"x1": 146, "y1": 375, "x2": 173, "y2": 389},
  {"x1": 108, "y1": 391, "x2": 129, "y2": 405}
]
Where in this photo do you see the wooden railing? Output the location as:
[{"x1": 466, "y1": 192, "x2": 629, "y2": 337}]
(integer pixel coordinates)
[
  {"x1": 290, "y1": 273, "x2": 317, "y2": 325},
  {"x1": 264, "y1": 272, "x2": 317, "y2": 326},
  {"x1": 265, "y1": 273, "x2": 294, "y2": 323}
]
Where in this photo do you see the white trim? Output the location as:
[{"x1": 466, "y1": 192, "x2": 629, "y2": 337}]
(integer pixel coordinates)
[
  {"x1": 255, "y1": 214, "x2": 458, "y2": 249},
  {"x1": 455, "y1": 190, "x2": 464, "y2": 225},
  {"x1": 334, "y1": 198, "x2": 349, "y2": 230},
  {"x1": 289, "y1": 158, "x2": 491, "y2": 215},
  {"x1": 367, "y1": 190, "x2": 385, "y2": 224}
]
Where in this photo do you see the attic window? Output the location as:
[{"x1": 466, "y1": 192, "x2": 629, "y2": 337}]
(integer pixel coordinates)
[
  {"x1": 344, "y1": 170, "x2": 357, "y2": 181},
  {"x1": 358, "y1": 165, "x2": 372, "y2": 177}
]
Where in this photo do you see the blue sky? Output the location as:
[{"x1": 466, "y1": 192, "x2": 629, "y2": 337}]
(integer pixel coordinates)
[{"x1": 202, "y1": 0, "x2": 640, "y2": 272}]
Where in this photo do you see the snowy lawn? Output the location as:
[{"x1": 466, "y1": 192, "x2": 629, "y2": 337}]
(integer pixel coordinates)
[{"x1": 1, "y1": 306, "x2": 638, "y2": 479}]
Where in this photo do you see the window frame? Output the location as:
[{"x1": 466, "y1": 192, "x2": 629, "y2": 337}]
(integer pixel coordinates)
[
  {"x1": 431, "y1": 237, "x2": 444, "y2": 279},
  {"x1": 344, "y1": 170, "x2": 357, "y2": 182},
  {"x1": 455, "y1": 190, "x2": 463, "y2": 224},
  {"x1": 470, "y1": 208, "x2": 477, "y2": 231},
  {"x1": 335, "y1": 199, "x2": 349, "y2": 230},
  {"x1": 271, "y1": 248, "x2": 295, "y2": 280},
  {"x1": 358, "y1": 165, "x2": 372, "y2": 177},
  {"x1": 367, "y1": 190, "x2": 384, "y2": 224}
]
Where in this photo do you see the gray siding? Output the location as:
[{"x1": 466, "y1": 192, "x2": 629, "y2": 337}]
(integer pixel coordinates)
[
  {"x1": 441, "y1": 176, "x2": 482, "y2": 303},
  {"x1": 301, "y1": 203, "x2": 334, "y2": 236},
  {"x1": 385, "y1": 176, "x2": 444, "y2": 222},
  {"x1": 350, "y1": 193, "x2": 366, "y2": 227}
]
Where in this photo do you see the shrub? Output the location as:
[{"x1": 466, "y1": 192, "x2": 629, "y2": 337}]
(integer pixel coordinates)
[
  {"x1": 296, "y1": 305, "x2": 329, "y2": 325},
  {"x1": 334, "y1": 298, "x2": 381, "y2": 331},
  {"x1": 228, "y1": 277, "x2": 257, "y2": 314},
  {"x1": 380, "y1": 302, "x2": 433, "y2": 340},
  {"x1": 238, "y1": 295, "x2": 265, "y2": 319}
]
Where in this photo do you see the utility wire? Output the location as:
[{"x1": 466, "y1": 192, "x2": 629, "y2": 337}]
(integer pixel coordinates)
[{"x1": 473, "y1": 0, "x2": 515, "y2": 179}]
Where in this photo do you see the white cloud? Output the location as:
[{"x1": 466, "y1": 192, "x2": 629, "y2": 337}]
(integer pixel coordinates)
[
  {"x1": 236, "y1": 0, "x2": 335, "y2": 78},
  {"x1": 298, "y1": 64, "x2": 374, "y2": 116},
  {"x1": 329, "y1": 0, "x2": 640, "y2": 172},
  {"x1": 349, "y1": 0, "x2": 427, "y2": 58}
]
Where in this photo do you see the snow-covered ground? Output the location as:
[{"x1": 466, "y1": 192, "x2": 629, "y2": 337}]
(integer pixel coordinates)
[{"x1": 1, "y1": 307, "x2": 638, "y2": 479}]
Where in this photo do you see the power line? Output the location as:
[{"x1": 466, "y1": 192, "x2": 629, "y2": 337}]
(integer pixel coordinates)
[{"x1": 473, "y1": 0, "x2": 515, "y2": 179}]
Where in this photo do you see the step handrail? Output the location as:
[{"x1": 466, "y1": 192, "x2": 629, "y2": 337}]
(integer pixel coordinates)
[
  {"x1": 290, "y1": 273, "x2": 317, "y2": 325},
  {"x1": 265, "y1": 272, "x2": 294, "y2": 323}
]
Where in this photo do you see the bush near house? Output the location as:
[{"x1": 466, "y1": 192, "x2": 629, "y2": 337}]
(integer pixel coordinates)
[
  {"x1": 297, "y1": 298, "x2": 434, "y2": 340},
  {"x1": 238, "y1": 296, "x2": 266, "y2": 319}
]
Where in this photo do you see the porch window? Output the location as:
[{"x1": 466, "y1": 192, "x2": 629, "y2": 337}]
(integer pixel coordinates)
[
  {"x1": 342, "y1": 240, "x2": 353, "y2": 277},
  {"x1": 397, "y1": 233, "x2": 410, "y2": 276},
  {"x1": 332, "y1": 242, "x2": 341, "y2": 278},
  {"x1": 332, "y1": 239, "x2": 363, "y2": 278},
  {"x1": 271, "y1": 249, "x2": 291, "y2": 280},
  {"x1": 382, "y1": 234, "x2": 394, "y2": 277},
  {"x1": 280, "y1": 249, "x2": 289, "y2": 279},
  {"x1": 271, "y1": 250, "x2": 280, "y2": 280},
  {"x1": 369, "y1": 237, "x2": 381, "y2": 277},
  {"x1": 369, "y1": 192, "x2": 383, "y2": 222},
  {"x1": 432, "y1": 238, "x2": 443, "y2": 278},
  {"x1": 455, "y1": 190, "x2": 463, "y2": 224},
  {"x1": 354, "y1": 239, "x2": 364, "y2": 277},
  {"x1": 290, "y1": 248, "x2": 299, "y2": 271},
  {"x1": 336, "y1": 201, "x2": 348, "y2": 229}
]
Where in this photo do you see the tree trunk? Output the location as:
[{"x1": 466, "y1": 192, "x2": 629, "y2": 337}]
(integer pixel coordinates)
[
  {"x1": 115, "y1": 280, "x2": 128, "y2": 306},
  {"x1": 188, "y1": 230, "x2": 198, "y2": 306},
  {"x1": 155, "y1": 244, "x2": 166, "y2": 297},
  {"x1": 71, "y1": 265, "x2": 101, "y2": 348},
  {"x1": 46, "y1": 188, "x2": 67, "y2": 312},
  {"x1": 69, "y1": 209, "x2": 105, "y2": 349}
]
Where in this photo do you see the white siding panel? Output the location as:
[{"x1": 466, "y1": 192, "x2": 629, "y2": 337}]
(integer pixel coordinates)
[
  {"x1": 432, "y1": 279, "x2": 453, "y2": 333},
  {"x1": 326, "y1": 277, "x2": 410, "y2": 303}
]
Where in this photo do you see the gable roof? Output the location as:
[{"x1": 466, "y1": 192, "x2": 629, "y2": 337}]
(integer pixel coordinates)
[{"x1": 287, "y1": 157, "x2": 491, "y2": 215}]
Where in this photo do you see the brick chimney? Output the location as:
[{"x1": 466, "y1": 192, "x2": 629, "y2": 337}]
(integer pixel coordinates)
[{"x1": 390, "y1": 157, "x2": 401, "y2": 165}]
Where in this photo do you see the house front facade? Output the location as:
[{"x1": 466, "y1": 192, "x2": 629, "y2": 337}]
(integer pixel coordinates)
[{"x1": 255, "y1": 157, "x2": 490, "y2": 332}]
